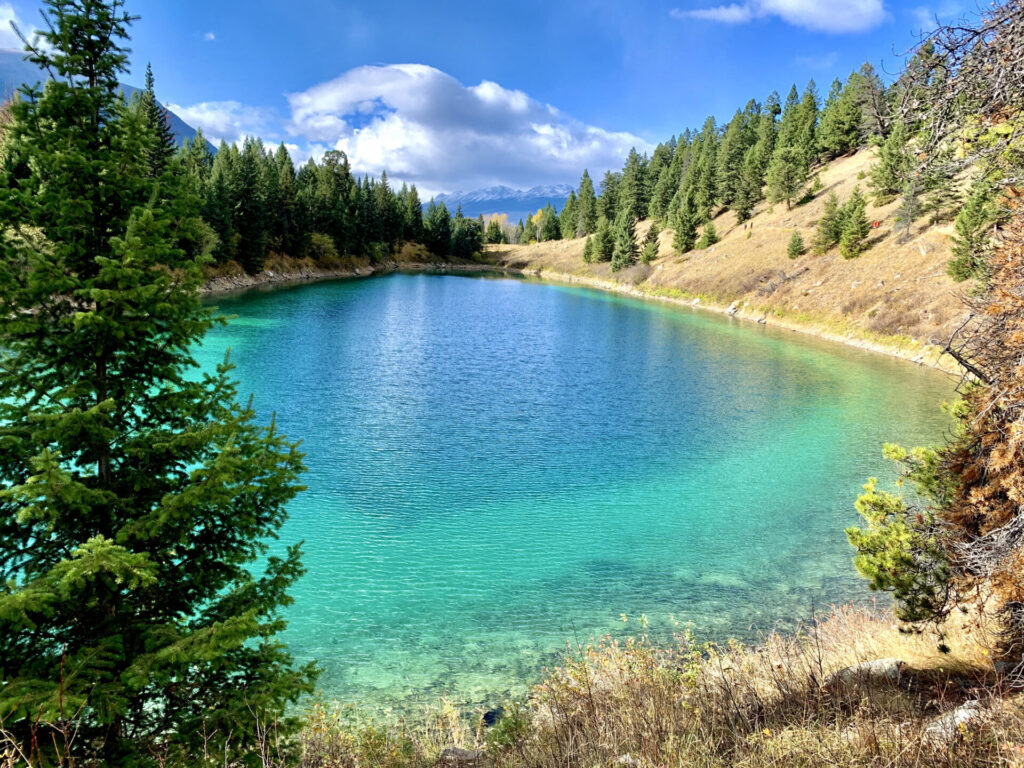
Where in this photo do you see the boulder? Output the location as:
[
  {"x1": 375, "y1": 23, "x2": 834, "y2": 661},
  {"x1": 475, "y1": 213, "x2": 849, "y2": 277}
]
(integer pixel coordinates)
[
  {"x1": 825, "y1": 658, "x2": 904, "y2": 689},
  {"x1": 438, "y1": 747, "x2": 485, "y2": 767},
  {"x1": 922, "y1": 700, "x2": 985, "y2": 745}
]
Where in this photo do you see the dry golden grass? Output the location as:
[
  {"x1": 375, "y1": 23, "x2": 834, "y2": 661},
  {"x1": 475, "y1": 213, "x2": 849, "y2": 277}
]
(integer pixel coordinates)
[
  {"x1": 483, "y1": 150, "x2": 970, "y2": 366},
  {"x1": 267, "y1": 605, "x2": 1023, "y2": 768}
]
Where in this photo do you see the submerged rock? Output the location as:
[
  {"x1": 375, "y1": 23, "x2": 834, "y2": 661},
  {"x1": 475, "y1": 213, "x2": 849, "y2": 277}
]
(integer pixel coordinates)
[{"x1": 482, "y1": 707, "x2": 505, "y2": 727}]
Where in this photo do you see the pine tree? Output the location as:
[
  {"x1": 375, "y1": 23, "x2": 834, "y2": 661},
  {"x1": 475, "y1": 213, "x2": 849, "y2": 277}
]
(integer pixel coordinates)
[
  {"x1": 593, "y1": 215, "x2": 614, "y2": 262},
  {"x1": 611, "y1": 212, "x2": 639, "y2": 270},
  {"x1": 817, "y1": 73, "x2": 863, "y2": 159},
  {"x1": 425, "y1": 199, "x2": 452, "y2": 254},
  {"x1": 671, "y1": 194, "x2": 699, "y2": 254},
  {"x1": 522, "y1": 214, "x2": 538, "y2": 244},
  {"x1": 795, "y1": 80, "x2": 820, "y2": 169},
  {"x1": 618, "y1": 148, "x2": 650, "y2": 221},
  {"x1": 894, "y1": 178, "x2": 922, "y2": 243},
  {"x1": 856, "y1": 62, "x2": 888, "y2": 141},
  {"x1": 766, "y1": 146, "x2": 806, "y2": 210},
  {"x1": 0, "y1": 2, "x2": 316, "y2": 763},
  {"x1": 559, "y1": 191, "x2": 579, "y2": 239},
  {"x1": 404, "y1": 184, "x2": 424, "y2": 242},
  {"x1": 641, "y1": 222, "x2": 660, "y2": 263},
  {"x1": 577, "y1": 169, "x2": 598, "y2": 235},
  {"x1": 582, "y1": 234, "x2": 595, "y2": 263},
  {"x1": 485, "y1": 217, "x2": 504, "y2": 244},
  {"x1": 814, "y1": 191, "x2": 843, "y2": 254},
  {"x1": 139, "y1": 62, "x2": 176, "y2": 178},
  {"x1": 788, "y1": 231, "x2": 806, "y2": 259},
  {"x1": 696, "y1": 221, "x2": 719, "y2": 249},
  {"x1": 540, "y1": 203, "x2": 561, "y2": 241},
  {"x1": 839, "y1": 187, "x2": 870, "y2": 258},
  {"x1": 947, "y1": 181, "x2": 998, "y2": 282},
  {"x1": 869, "y1": 119, "x2": 913, "y2": 204},
  {"x1": 598, "y1": 171, "x2": 621, "y2": 222}
]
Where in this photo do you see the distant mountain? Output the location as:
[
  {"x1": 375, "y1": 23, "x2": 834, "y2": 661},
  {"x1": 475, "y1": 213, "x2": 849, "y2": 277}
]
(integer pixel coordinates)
[
  {"x1": 434, "y1": 184, "x2": 574, "y2": 222},
  {"x1": 0, "y1": 49, "x2": 212, "y2": 151}
]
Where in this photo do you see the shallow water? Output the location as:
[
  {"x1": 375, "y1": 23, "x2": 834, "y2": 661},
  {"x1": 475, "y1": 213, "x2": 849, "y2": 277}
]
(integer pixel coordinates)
[{"x1": 197, "y1": 273, "x2": 954, "y2": 711}]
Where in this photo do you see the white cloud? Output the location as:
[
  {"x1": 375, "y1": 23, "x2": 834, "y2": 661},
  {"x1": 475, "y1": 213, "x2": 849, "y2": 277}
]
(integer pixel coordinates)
[
  {"x1": 672, "y1": 0, "x2": 886, "y2": 33},
  {"x1": 165, "y1": 100, "x2": 273, "y2": 145},
  {"x1": 203, "y1": 31, "x2": 216, "y2": 42},
  {"x1": 284, "y1": 64, "x2": 650, "y2": 196},
  {"x1": 0, "y1": 2, "x2": 47, "y2": 50}
]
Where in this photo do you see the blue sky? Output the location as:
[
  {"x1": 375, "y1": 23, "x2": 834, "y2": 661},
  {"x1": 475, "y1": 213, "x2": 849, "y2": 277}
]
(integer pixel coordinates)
[{"x1": 0, "y1": 0, "x2": 976, "y2": 195}]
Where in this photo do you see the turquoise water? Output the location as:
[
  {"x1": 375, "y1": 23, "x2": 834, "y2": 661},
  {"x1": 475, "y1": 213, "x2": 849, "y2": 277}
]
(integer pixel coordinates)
[{"x1": 197, "y1": 273, "x2": 954, "y2": 711}]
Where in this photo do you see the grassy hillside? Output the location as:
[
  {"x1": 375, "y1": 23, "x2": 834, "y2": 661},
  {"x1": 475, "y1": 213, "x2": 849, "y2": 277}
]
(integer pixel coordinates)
[{"x1": 482, "y1": 149, "x2": 968, "y2": 367}]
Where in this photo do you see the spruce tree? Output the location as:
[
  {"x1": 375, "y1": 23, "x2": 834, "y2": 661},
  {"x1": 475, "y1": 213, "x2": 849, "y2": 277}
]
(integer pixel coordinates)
[
  {"x1": 788, "y1": 231, "x2": 806, "y2": 259},
  {"x1": 485, "y1": 217, "x2": 504, "y2": 244},
  {"x1": 0, "y1": 2, "x2": 316, "y2": 763},
  {"x1": 618, "y1": 148, "x2": 650, "y2": 221},
  {"x1": 641, "y1": 222, "x2": 660, "y2": 263},
  {"x1": 139, "y1": 62, "x2": 176, "y2": 178},
  {"x1": 425, "y1": 199, "x2": 452, "y2": 254},
  {"x1": 559, "y1": 191, "x2": 579, "y2": 239},
  {"x1": 814, "y1": 191, "x2": 843, "y2": 254},
  {"x1": 540, "y1": 202, "x2": 561, "y2": 241},
  {"x1": 593, "y1": 215, "x2": 614, "y2": 262},
  {"x1": 611, "y1": 212, "x2": 639, "y2": 271},
  {"x1": 671, "y1": 194, "x2": 699, "y2": 254},
  {"x1": 947, "y1": 181, "x2": 997, "y2": 282},
  {"x1": 869, "y1": 119, "x2": 913, "y2": 204},
  {"x1": 696, "y1": 221, "x2": 719, "y2": 249},
  {"x1": 582, "y1": 234, "x2": 595, "y2": 263},
  {"x1": 598, "y1": 170, "x2": 620, "y2": 222},
  {"x1": 577, "y1": 169, "x2": 598, "y2": 235},
  {"x1": 522, "y1": 214, "x2": 538, "y2": 244},
  {"x1": 839, "y1": 187, "x2": 871, "y2": 258},
  {"x1": 766, "y1": 146, "x2": 806, "y2": 210}
]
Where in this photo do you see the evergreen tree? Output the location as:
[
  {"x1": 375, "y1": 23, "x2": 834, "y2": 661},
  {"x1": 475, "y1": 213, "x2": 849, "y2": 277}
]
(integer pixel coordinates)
[
  {"x1": 234, "y1": 137, "x2": 270, "y2": 272},
  {"x1": 696, "y1": 221, "x2": 719, "y2": 249},
  {"x1": 641, "y1": 222, "x2": 660, "y2": 263},
  {"x1": 424, "y1": 199, "x2": 452, "y2": 255},
  {"x1": 577, "y1": 169, "x2": 598, "y2": 235},
  {"x1": 138, "y1": 62, "x2": 176, "y2": 178},
  {"x1": 540, "y1": 202, "x2": 561, "y2": 241},
  {"x1": 817, "y1": 73, "x2": 863, "y2": 158},
  {"x1": 484, "y1": 217, "x2": 505, "y2": 244},
  {"x1": 690, "y1": 116, "x2": 719, "y2": 221},
  {"x1": 766, "y1": 145, "x2": 806, "y2": 210},
  {"x1": 856, "y1": 62, "x2": 888, "y2": 141},
  {"x1": 671, "y1": 194, "x2": 699, "y2": 254},
  {"x1": 894, "y1": 178, "x2": 922, "y2": 243},
  {"x1": 947, "y1": 181, "x2": 998, "y2": 282},
  {"x1": 522, "y1": 214, "x2": 538, "y2": 244},
  {"x1": 839, "y1": 187, "x2": 871, "y2": 258},
  {"x1": 788, "y1": 231, "x2": 806, "y2": 259},
  {"x1": 795, "y1": 80, "x2": 820, "y2": 169},
  {"x1": 593, "y1": 215, "x2": 614, "y2": 262},
  {"x1": 559, "y1": 191, "x2": 579, "y2": 239},
  {"x1": 511, "y1": 218, "x2": 525, "y2": 244},
  {"x1": 611, "y1": 212, "x2": 639, "y2": 271},
  {"x1": 451, "y1": 214, "x2": 483, "y2": 259},
  {"x1": 598, "y1": 170, "x2": 621, "y2": 222},
  {"x1": 0, "y1": 2, "x2": 316, "y2": 763},
  {"x1": 582, "y1": 234, "x2": 595, "y2": 263},
  {"x1": 814, "y1": 191, "x2": 843, "y2": 254},
  {"x1": 869, "y1": 119, "x2": 913, "y2": 204},
  {"x1": 717, "y1": 108, "x2": 754, "y2": 208},
  {"x1": 617, "y1": 148, "x2": 650, "y2": 221},
  {"x1": 404, "y1": 184, "x2": 424, "y2": 242}
]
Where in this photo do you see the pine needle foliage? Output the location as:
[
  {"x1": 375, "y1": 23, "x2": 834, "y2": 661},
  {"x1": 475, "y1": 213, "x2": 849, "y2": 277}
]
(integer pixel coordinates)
[{"x1": 0, "y1": 2, "x2": 317, "y2": 764}]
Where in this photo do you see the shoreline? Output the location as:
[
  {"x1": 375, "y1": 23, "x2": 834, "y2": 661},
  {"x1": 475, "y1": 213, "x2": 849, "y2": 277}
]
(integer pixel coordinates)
[{"x1": 202, "y1": 260, "x2": 960, "y2": 375}]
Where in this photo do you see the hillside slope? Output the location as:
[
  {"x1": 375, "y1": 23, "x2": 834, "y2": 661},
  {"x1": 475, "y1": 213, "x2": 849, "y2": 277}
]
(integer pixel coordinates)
[{"x1": 482, "y1": 150, "x2": 968, "y2": 366}]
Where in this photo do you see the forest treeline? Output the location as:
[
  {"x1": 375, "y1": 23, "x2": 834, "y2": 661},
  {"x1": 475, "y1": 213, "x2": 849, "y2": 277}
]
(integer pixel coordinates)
[
  {"x1": 505, "y1": 50, "x2": 999, "y2": 281},
  {"x1": 183, "y1": 133, "x2": 483, "y2": 273}
]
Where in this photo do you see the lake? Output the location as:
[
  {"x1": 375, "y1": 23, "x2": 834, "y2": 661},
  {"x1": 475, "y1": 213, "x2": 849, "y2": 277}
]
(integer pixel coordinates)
[{"x1": 198, "y1": 272, "x2": 954, "y2": 711}]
